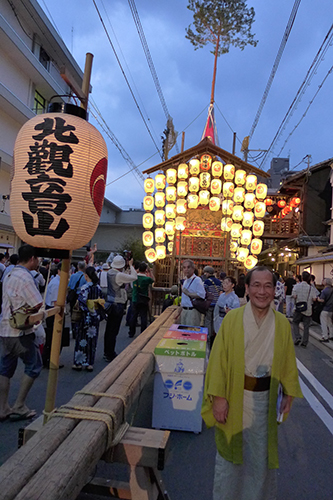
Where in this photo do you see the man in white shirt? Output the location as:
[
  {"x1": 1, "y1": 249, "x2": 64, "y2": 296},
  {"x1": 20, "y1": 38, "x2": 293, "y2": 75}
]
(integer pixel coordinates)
[{"x1": 181, "y1": 259, "x2": 206, "y2": 326}]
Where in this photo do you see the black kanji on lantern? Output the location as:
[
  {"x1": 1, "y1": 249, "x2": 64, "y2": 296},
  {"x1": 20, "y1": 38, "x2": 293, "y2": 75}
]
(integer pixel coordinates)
[{"x1": 22, "y1": 116, "x2": 78, "y2": 238}]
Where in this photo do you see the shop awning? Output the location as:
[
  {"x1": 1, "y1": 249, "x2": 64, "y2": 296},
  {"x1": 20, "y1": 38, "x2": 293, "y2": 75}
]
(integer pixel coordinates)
[{"x1": 295, "y1": 253, "x2": 333, "y2": 265}]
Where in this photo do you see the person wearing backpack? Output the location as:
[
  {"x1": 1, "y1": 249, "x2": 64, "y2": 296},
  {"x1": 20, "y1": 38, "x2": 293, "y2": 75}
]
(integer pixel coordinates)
[
  {"x1": 129, "y1": 262, "x2": 154, "y2": 338},
  {"x1": 67, "y1": 261, "x2": 87, "y2": 337},
  {"x1": 292, "y1": 271, "x2": 318, "y2": 347}
]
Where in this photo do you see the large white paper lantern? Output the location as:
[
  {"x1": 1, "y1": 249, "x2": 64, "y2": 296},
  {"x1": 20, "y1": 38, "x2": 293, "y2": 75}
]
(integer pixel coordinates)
[
  {"x1": 187, "y1": 194, "x2": 199, "y2": 209},
  {"x1": 177, "y1": 181, "x2": 188, "y2": 197},
  {"x1": 155, "y1": 227, "x2": 166, "y2": 243},
  {"x1": 230, "y1": 240, "x2": 239, "y2": 252},
  {"x1": 189, "y1": 177, "x2": 200, "y2": 193},
  {"x1": 143, "y1": 196, "x2": 154, "y2": 211},
  {"x1": 155, "y1": 173, "x2": 166, "y2": 190},
  {"x1": 221, "y1": 217, "x2": 232, "y2": 232},
  {"x1": 222, "y1": 199, "x2": 234, "y2": 215},
  {"x1": 231, "y1": 223, "x2": 242, "y2": 239},
  {"x1": 244, "y1": 193, "x2": 255, "y2": 210},
  {"x1": 251, "y1": 238, "x2": 263, "y2": 255},
  {"x1": 254, "y1": 201, "x2": 266, "y2": 219},
  {"x1": 142, "y1": 212, "x2": 153, "y2": 229},
  {"x1": 232, "y1": 205, "x2": 244, "y2": 222},
  {"x1": 155, "y1": 191, "x2": 166, "y2": 208},
  {"x1": 242, "y1": 211, "x2": 255, "y2": 228},
  {"x1": 167, "y1": 241, "x2": 174, "y2": 253},
  {"x1": 156, "y1": 245, "x2": 166, "y2": 260},
  {"x1": 178, "y1": 163, "x2": 188, "y2": 179},
  {"x1": 223, "y1": 164, "x2": 235, "y2": 180},
  {"x1": 189, "y1": 158, "x2": 200, "y2": 175},
  {"x1": 240, "y1": 229, "x2": 252, "y2": 246},
  {"x1": 256, "y1": 183, "x2": 268, "y2": 200},
  {"x1": 253, "y1": 220, "x2": 264, "y2": 237},
  {"x1": 200, "y1": 172, "x2": 211, "y2": 189},
  {"x1": 175, "y1": 216, "x2": 186, "y2": 231},
  {"x1": 155, "y1": 210, "x2": 165, "y2": 226},
  {"x1": 211, "y1": 161, "x2": 223, "y2": 178},
  {"x1": 199, "y1": 190, "x2": 210, "y2": 205},
  {"x1": 11, "y1": 109, "x2": 108, "y2": 250},
  {"x1": 223, "y1": 182, "x2": 234, "y2": 198},
  {"x1": 165, "y1": 203, "x2": 176, "y2": 219},
  {"x1": 145, "y1": 248, "x2": 157, "y2": 263},
  {"x1": 166, "y1": 168, "x2": 177, "y2": 185},
  {"x1": 211, "y1": 178, "x2": 222, "y2": 195},
  {"x1": 209, "y1": 197, "x2": 221, "y2": 211},
  {"x1": 166, "y1": 186, "x2": 176, "y2": 202},
  {"x1": 176, "y1": 199, "x2": 187, "y2": 214},
  {"x1": 165, "y1": 220, "x2": 175, "y2": 235},
  {"x1": 168, "y1": 233, "x2": 175, "y2": 241},
  {"x1": 244, "y1": 255, "x2": 258, "y2": 270},
  {"x1": 144, "y1": 178, "x2": 154, "y2": 194},
  {"x1": 142, "y1": 231, "x2": 154, "y2": 247},
  {"x1": 237, "y1": 247, "x2": 249, "y2": 263},
  {"x1": 246, "y1": 174, "x2": 257, "y2": 192},
  {"x1": 234, "y1": 169, "x2": 246, "y2": 186},
  {"x1": 233, "y1": 187, "x2": 245, "y2": 204}
]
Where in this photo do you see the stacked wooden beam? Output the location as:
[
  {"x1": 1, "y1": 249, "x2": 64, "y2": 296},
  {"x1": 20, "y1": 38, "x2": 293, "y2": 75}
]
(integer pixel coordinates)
[{"x1": 0, "y1": 306, "x2": 181, "y2": 500}]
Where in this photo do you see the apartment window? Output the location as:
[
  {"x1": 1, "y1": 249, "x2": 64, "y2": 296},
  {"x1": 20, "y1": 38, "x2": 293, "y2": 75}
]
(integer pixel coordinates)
[
  {"x1": 33, "y1": 90, "x2": 46, "y2": 114},
  {"x1": 39, "y1": 46, "x2": 50, "y2": 70}
]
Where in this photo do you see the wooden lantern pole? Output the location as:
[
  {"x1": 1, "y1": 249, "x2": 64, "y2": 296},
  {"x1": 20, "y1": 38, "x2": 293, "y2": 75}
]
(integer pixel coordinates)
[{"x1": 43, "y1": 53, "x2": 94, "y2": 423}]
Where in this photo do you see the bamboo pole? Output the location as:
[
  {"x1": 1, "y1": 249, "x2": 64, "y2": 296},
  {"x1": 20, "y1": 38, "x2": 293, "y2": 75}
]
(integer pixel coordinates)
[
  {"x1": 0, "y1": 307, "x2": 181, "y2": 500},
  {"x1": 80, "y1": 53, "x2": 93, "y2": 110},
  {"x1": 210, "y1": 35, "x2": 220, "y2": 105}
]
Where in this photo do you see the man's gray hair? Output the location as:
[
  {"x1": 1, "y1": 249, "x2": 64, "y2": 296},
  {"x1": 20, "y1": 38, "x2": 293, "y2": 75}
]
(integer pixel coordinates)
[
  {"x1": 182, "y1": 259, "x2": 195, "y2": 269},
  {"x1": 77, "y1": 261, "x2": 86, "y2": 271},
  {"x1": 324, "y1": 277, "x2": 332, "y2": 286}
]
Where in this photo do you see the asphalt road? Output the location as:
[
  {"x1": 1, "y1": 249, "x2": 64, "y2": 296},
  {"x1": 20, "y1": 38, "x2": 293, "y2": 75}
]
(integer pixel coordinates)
[{"x1": 1, "y1": 317, "x2": 333, "y2": 499}]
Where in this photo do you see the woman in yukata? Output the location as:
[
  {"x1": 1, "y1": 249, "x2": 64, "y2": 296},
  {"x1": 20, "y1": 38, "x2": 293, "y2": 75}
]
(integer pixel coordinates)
[{"x1": 72, "y1": 266, "x2": 105, "y2": 372}]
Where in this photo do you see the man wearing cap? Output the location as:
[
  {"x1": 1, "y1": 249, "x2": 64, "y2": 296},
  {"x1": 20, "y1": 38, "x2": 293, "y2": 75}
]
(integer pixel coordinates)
[
  {"x1": 203, "y1": 266, "x2": 222, "y2": 346},
  {"x1": 99, "y1": 263, "x2": 110, "y2": 298},
  {"x1": 104, "y1": 255, "x2": 137, "y2": 362},
  {"x1": 180, "y1": 259, "x2": 206, "y2": 326}
]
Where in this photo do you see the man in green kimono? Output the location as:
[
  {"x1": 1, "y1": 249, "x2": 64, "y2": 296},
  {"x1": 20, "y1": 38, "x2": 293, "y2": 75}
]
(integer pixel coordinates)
[{"x1": 202, "y1": 266, "x2": 302, "y2": 500}]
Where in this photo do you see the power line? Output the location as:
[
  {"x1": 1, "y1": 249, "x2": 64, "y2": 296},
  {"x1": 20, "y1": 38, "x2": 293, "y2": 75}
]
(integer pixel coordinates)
[
  {"x1": 260, "y1": 23, "x2": 333, "y2": 169},
  {"x1": 92, "y1": 0, "x2": 163, "y2": 159},
  {"x1": 249, "y1": 0, "x2": 301, "y2": 141},
  {"x1": 127, "y1": 0, "x2": 180, "y2": 155}
]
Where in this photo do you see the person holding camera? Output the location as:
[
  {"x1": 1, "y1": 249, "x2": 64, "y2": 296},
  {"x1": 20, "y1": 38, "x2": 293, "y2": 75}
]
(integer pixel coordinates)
[{"x1": 103, "y1": 255, "x2": 137, "y2": 362}]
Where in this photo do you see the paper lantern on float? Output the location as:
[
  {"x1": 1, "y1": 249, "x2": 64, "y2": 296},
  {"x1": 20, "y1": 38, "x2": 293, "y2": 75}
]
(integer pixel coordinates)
[
  {"x1": 246, "y1": 175, "x2": 257, "y2": 192},
  {"x1": 231, "y1": 223, "x2": 242, "y2": 239},
  {"x1": 254, "y1": 201, "x2": 266, "y2": 218},
  {"x1": 155, "y1": 173, "x2": 166, "y2": 191},
  {"x1": 189, "y1": 177, "x2": 200, "y2": 193},
  {"x1": 221, "y1": 217, "x2": 233, "y2": 232},
  {"x1": 265, "y1": 198, "x2": 273, "y2": 206},
  {"x1": 143, "y1": 195, "x2": 154, "y2": 211},
  {"x1": 230, "y1": 252, "x2": 236, "y2": 260},
  {"x1": 223, "y1": 182, "x2": 234, "y2": 198},
  {"x1": 176, "y1": 199, "x2": 187, "y2": 215},
  {"x1": 256, "y1": 183, "x2": 268, "y2": 201},
  {"x1": 156, "y1": 245, "x2": 166, "y2": 260},
  {"x1": 223, "y1": 164, "x2": 235, "y2": 180},
  {"x1": 189, "y1": 158, "x2": 200, "y2": 175},
  {"x1": 253, "y1": 220, "x2": 264, "y2": 237},
  {"x1": 155, "y1": 191, "x2": 165, "y2": 208},
  {"x1": 241, "y1": 229, "x2": 252, "y2": 246},
  {"x1": 166, "y1": 186, "x2": 176, "y2": 202},
  {"x1": 222, "y1": 199, "x2": 234, "y2": 215},
  {"x1": 232, "y1": 205, "x2": 244, "y2": 222},
  {"x1": 233, "y1": 187, "x2": 245, "y2": 204},
  {"x1": 154, "y1": 210, "x2": 165, "y2": 226},
  {"x1": 178, "y1": 163, "x2": 188, "y2": 179},
  {"x1": 234, "y1": 169, "x2": 246, "y2": 186},
  {"x1": 142, "y1": 212, "x2": 153, "y2": 229},
  {"x1": 211, "y1": 161, "x2": 223, "y2": 177},
  {"x1": 200, "y1": 172, "x2": 211, "y2": 189},
  {"x1": 155, "y1": 228, "x2": 166, "y2": 243},
  {"x1": 168, "y1": 233, "x2": 174, "y2": 241},
  {"x1": 290, "y1": 197, "x2": 301, "y2": 207},
  {"x1": 242, "y1": 211, "x2": 255, "y2": 228},
  {"x1": 251, "y1": 238, "x2": 263, "y2": 255},
  {"x1": 209, "y1": 197, "x2": 221, "y2": 212},
  {"x1": 230, "y1": 240, "x2": 239, "y2": 253},
  {"x1": 177, "y1": 181, "x2": 188, "y2": 197},
  {"x1": 277, "y1": 199, "x2": 286, "y2": 208},
  {"x1": 200, "y1": 154, "x2": 212, "y2": 171},
  {"x1": 11, "y1": 106, "x2": 108, "y2": 250},
  {"x1": 244, "y1": 193, "x2": 255, "y2": 210},
  {"x1": 199, "y1": 190, "x2": 210, "y2": 205},
  {"x1": 211, "y1": 178, "x2": 222, "y2": 195},
  {"x1": 187, "y1": 193, "x2": 199, "y2": 209},
  {"x1": 237, "y1": 247, "x2": 249, "y2": 263},
  {"x1": 165, "y1": 220, "x2": 175, "y2": 236},
  {"x1": 175, "y1": 216, "x2": 186, "y2": 231},
  {"x1": 166, "y1": 168, "x2": 177, "y2": 185},
  {"x1": 165, "y1": 203, "x2": 176, "y2": 219},
  {"x1": 144, "y1": 177, "x2": 154, "y2": 194},
  {"x1": 145, "y1": 248, "x2": 157, "y2": 263},
  {"x1": 167, "y1": 241, "x2": 174, "y2": 253},
  {"x1": 244, "y1": 255, "x2": 258, "y2": 270},
  {"x1": 142, "y1": 231, "x2": 153, "y2": 247}
]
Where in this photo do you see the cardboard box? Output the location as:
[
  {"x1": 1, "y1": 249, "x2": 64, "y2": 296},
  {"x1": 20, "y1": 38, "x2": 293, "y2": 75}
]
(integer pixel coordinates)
[{"x1": 163, "y1": 329, "x2": 207, "y2": 342}]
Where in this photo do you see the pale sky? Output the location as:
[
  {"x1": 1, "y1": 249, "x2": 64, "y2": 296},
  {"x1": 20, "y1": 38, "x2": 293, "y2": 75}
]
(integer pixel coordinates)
[{"x1": 37, "y1": 0, "x2": 333, "y2": 208}]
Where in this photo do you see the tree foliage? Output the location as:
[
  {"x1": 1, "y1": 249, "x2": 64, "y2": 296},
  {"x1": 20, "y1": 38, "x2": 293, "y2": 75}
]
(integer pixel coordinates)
[{"x1": 186, "y1": 0, "x2": 258, "y2": 56}]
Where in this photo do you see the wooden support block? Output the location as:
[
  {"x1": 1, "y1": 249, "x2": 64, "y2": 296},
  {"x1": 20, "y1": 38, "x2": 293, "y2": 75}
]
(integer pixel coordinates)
[
  {"x1": 18, "y1": 415, "x2": 44, "y2": 447},
  {"x1": 103, "y1": 427, "x2": 170, "y2": 471}
]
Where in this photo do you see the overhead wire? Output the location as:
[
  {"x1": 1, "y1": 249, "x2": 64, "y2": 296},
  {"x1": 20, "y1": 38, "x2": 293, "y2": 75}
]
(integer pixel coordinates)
[
  {"x1": 249, "y1": 0, "x2": 302, "y2": 141},
  {"x1": 92, "y1": 0, "x2": 163, "y2": 159},
  {"x1": 260, "y1": 23, "x2": 333, "y2": 169}
]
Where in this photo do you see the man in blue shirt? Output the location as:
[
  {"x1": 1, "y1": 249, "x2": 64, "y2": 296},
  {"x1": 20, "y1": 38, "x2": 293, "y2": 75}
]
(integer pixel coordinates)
[
  {"x1": 67, "y1": 261, "x2": 86, "y2": 337},
  {"x1": 203, "y1": 266, "x2": 222, "y2": 347}
]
